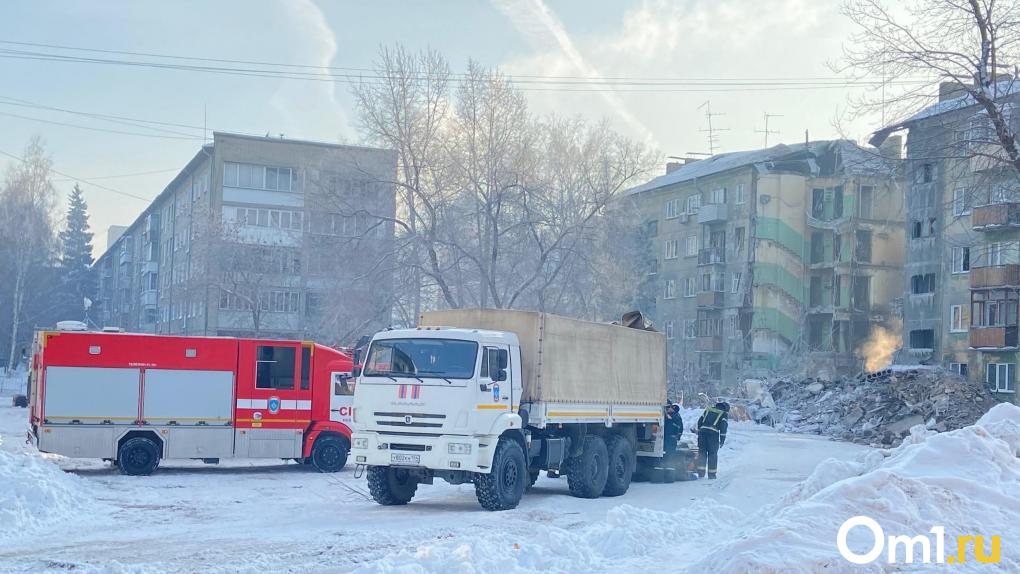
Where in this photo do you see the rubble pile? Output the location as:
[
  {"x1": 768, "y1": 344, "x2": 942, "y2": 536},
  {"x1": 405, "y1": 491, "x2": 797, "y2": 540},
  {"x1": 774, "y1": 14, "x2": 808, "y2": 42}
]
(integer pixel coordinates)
[{"x1": 757, "y1": 366, "x2": 999, "y2": 446}]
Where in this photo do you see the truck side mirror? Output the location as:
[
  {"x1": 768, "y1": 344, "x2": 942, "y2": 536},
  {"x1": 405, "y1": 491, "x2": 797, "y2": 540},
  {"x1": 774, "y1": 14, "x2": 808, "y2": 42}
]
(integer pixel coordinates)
[
  {"x1": 495, "y1": 368, "x2": 507, "y2": 382},
  {"x1": 352, "y1": 366, "x2": 362, "y2": 377}
]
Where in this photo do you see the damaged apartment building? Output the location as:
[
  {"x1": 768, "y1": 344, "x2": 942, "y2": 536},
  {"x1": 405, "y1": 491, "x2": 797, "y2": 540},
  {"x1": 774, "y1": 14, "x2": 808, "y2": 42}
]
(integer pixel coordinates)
[
  {"x1": 624, "y1": 140, "x2": 904, "y2": 391},
  {"x1": 873, "y1": 80, "x2": 1020, "y2": 401}
]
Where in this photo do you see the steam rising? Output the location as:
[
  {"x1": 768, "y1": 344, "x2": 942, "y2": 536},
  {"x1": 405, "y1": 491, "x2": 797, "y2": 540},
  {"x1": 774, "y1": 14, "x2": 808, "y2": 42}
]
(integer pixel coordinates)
[{"x1": 857, "y1": 319, "x2": 902, "y2": 372}]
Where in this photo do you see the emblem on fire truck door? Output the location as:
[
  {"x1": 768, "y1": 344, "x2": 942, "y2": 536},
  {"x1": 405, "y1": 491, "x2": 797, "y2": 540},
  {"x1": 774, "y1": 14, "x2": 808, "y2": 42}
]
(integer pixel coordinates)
[{"x1": 268, "y1": 396, "x2": 281, "y2": 414}]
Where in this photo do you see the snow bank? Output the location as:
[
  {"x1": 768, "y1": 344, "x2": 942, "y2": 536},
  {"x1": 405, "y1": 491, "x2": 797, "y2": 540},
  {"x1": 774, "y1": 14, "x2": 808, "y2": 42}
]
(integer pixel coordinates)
[
  {"x1": 0, "y1": 444, "x2": 102, "y2": 542},
  {"x1": 351, "y1": 499, "x2": 745, "y2": 573},
  {"x1": 687, "y1": 403, "x2": 1020, "y2": 573}
]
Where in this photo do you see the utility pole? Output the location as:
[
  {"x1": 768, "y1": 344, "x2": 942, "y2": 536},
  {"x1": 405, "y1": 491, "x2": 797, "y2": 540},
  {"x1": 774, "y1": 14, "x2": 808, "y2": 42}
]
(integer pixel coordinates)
[
  {"x1": 698, "y1": 101, "x2": 728, "y2": 156},
  {"x1": 755, "y1": 112, "x2": 783, "y2": 148}
]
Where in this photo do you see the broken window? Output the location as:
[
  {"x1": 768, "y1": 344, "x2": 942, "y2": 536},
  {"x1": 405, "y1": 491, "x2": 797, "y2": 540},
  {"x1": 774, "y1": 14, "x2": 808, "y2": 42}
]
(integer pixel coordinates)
[
  {"x1": 858, "y1": 185, "x2": 874, "y2": 219},
  {"x1": 855, "y1": 230, "x2": 872, "y2": 263},
  {"x1": 908, "y1": 329, "x2": 935, "y2": 349},
  {"x1": 910, "y1": 273, "x2": 936, "y2": 294}
]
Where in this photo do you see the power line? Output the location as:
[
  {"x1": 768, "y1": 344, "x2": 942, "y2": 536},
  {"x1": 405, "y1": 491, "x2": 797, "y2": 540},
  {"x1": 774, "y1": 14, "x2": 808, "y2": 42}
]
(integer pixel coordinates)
[
  {"x1": 0, "y1": 41, "x2": 931, "y2": 92},
  {"x1": 0, "y1": 109, "x2": 204, "y2": 140},
  {"x1": 52, "y1": 167, "x2": 180, "y2": 182},
  {"x1": 0, "y1": 39, "x2": 932, "y2": 86},
  {"x1": 0, "y1": 148, "x2": 152, "y2": 202}
]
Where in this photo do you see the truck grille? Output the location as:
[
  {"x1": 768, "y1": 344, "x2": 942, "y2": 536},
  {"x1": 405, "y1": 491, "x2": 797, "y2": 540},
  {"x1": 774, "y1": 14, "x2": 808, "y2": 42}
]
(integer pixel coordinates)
[
  {"x1": 377, "y1": 420, "x2": 443, "y2": 428},
  {"x1": 373, "y1": 412, "x2": 446, "y2": 419},
  {"x1": 390, "y1": 443, "x2": 430, "y2": 452}
]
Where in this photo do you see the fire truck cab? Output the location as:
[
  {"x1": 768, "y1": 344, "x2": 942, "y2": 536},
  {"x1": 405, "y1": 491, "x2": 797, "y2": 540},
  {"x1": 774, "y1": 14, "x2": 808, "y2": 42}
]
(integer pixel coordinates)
[{"x1": 28, "y1": 328, "x2": 355, "y2": 476}]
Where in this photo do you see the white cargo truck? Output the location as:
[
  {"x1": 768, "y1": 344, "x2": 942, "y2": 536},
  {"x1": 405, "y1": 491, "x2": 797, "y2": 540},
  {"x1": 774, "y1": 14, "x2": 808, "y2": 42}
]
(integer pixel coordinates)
[{"x1": 350, "y1": 309, "x2": 688, "y2": 511}]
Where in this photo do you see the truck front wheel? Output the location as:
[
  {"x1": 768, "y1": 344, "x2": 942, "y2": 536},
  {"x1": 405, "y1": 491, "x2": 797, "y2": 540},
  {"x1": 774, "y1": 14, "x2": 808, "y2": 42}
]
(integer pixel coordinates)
[
  {"x1": 117, "y1": 436, "x2": 161, "y2": 476},
  {"x1": 310, "y1": 435, "x2": 349, "y2": 473},
  {"x1": 367, "y1": 466, "x2": 418, "y2": 505},
  {"x1": 565, "y1": 435, "x2": 609, "y2": 499},
  {"x1": 602, "y1": 434, "x2": 635, "y2": 496},
  {"x1": 474, "y1": 437, "x2": 527, "y2": 511}
]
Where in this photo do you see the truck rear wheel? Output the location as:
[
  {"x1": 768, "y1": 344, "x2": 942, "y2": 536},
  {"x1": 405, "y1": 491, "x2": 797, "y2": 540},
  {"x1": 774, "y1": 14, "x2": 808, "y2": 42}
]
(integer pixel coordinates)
[
  {"x1": 602, "y1": 434, "x2": 635, "y2": 496},
  {"x1": 367, "y1": 466, "x2": 418, "y2": 505},
  {"x1": 117, "y1": 436, "x2": 161, "y2": 476},
  {"x1": 310, "y1": 435, "x2": 349, "y2": 473},
  {"x1": 565, "y1": 435, "x2": 609, "y2": 499},
  {"x1": 474, "y1": 437, "x2": 527, "y2": 511}
]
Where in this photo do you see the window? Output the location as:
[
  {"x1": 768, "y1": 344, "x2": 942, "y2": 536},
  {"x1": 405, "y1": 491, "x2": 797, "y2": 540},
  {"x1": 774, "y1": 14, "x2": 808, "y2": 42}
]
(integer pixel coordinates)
[
  {"x1": 971, "y1": 290, "x2": 1019, "y2": 327},
  {"x1": 855, "y1": 230, "x2": 872, "y2": 263},
  {"x1": 909, "y1": 329, "x2": 935, "y2": 349},
  {"x1": 953, "y1": 188, "x2": 971, "y2": 216},
  {"x1": 256, "y1": 346, "x2": 297, "y2": 390},
  {"x1": 952, "y1": 247, "x2": 971, "y2": 273},
  {"x1": 981, "y1": 242, "x2": 1020, "y2": 267},
  {"x1": 911, "y1": 273, "x2": 936, "y2": 294},
  {"x1": 333, "y1": 372, "x2": 356, "y2": 396},
  {"x1": 859, "y1": 185, "x2": 874, "y2": 219},
  {"x1": 300, "y1": 346, "x2": 311, "y2": 390},
  {"x1": 709, "y1": 188, "x2": 726, "y2": 205},
  {"x1": 143, "y1": 308, "x2": 158, "y2": 324},
  {"x1": 685, "y1": 319, "x2": 696, "y2": 339},
  {"x1": 665, "y1": 239, "x2": 680, "y2": 260},
  {"x1": 950, "y1": 305, "x2": 965, "y2": 332},
  {"x1": 734, "y1": 227, "x2": 745, "y2": 253},
  {"x1": 479, "y1": 347, "x2": 508, "y2": 380},
  {"x1": 224, "y1": 162, "x2": 295, "y2": 192},
  {"x1": 685, "y1": 235, "x2": 698, "y2": 257},
  {"x1": 732, "y1": 272, "x2": 742, "y2": 293},
  {"x1": 665, "y1": 321, "x2": 675, "y2": 340},
  {"x1": 664, "y1": 280, "x2": 676, "y2": 299},
  {"x1": 684, "y1": 277, "x2": 697, "y2": 297},
  {"x1": 916, "y1": 163, "x2": 933, "y2": 184},
  {"x1": 911, "y1": 218, "x2": 936, "y2": 239},
  {"x1": 306, "y1": 292, "x2": 322, "y2": 318},
  {"x1": 363, "y1": 338, "x2": 479, "y2": 379},
  {"x1": 646, "y1": 220, "x2": 659, "y2": 237},
  {"x1": 987, "y1": 363, "x2": 1016, "y2": 393},
  {"x1": 223, "y1": 162, "x2": 239, "y2": 187},
  {"x1": 648, "y1": 258, "x2": 658, "y2": 275},
  {"x1": 735, "y1": 183, "x2": 746, "y2": 204},
  {"x1": 949, "y1": 363, "x2": 969, "y2": 378},
  {"x1": 665, "y1": 199, "x2": 682, "y2": 219},
  {"x1": 686, "y1": 194, "x2": 702, "y2": 214}
]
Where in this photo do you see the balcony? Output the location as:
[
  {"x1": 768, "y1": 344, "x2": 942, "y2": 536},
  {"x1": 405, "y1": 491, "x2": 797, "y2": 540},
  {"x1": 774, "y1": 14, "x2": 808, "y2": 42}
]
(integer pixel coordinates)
[
  {"x1": 973, "y1": 203, "x2": 1020, "y2": 230},
  {"x1": 698, "y1": 203, "x2": 728, "y2": 224},
  {"x1": 696, "y1": 290, "x2": 725, "y2": 308},
  {"x1": 970, "y1": 265, "x2": 1020, "y2": 289},
  {"x1": 141, "y1": 261, "x2": 159, "y2": 275},
  {"x1": 140, "y1": 290, "x2": 157, "y2": 307},
  {"x1": 698, "y1": 247, "x2": 726, "y2": 266},
  {"x1": 118, "y1": 250, "x2": 132, "y2": 265},
  {"x1": 696, "y1": 336, "x2": 723, "y2": 352},
  {"x1": 970, "y1": 326, "x2": 1019, "y2": 349}
]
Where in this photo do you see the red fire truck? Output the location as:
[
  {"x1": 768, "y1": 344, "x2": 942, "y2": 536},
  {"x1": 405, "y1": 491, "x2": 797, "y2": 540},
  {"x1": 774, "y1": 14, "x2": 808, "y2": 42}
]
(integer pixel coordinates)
[{"x1": 27, "y1": 327, "x2": 356, "y2": 475}]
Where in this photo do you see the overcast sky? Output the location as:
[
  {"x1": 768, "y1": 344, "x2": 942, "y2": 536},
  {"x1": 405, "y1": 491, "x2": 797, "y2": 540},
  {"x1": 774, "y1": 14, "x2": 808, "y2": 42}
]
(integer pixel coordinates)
[{"x1": 1, "y1": 0, "x2": 885, "y2": 253}]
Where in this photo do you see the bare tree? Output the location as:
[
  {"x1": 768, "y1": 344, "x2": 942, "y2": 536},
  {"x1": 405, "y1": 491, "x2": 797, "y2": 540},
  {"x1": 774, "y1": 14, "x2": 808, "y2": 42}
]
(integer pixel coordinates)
[
  {"x1": 845, "y1": 0, "x2": 1020, "y2": 173},
  {"x1": 0, "y1": 137, "x2": 56, "y2": 373},
  {"x1": 350, "y1": 45, "x2": 657, "y2": 322}
]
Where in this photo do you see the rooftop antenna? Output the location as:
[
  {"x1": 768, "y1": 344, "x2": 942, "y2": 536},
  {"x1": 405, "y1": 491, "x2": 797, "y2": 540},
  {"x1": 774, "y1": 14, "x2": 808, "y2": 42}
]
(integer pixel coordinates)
[
  {"x1": 698, "y1": 100, "x2": 728, "y2": 156},
  {"x1": 755, "y1": 112, "x2": 783, "y2": 148}
]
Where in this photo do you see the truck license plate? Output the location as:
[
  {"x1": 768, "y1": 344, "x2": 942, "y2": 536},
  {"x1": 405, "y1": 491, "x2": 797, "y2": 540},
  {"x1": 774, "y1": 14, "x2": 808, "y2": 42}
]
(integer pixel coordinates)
[{"x1": 391, "y1": 453, "x2": 421, "y2": 465}]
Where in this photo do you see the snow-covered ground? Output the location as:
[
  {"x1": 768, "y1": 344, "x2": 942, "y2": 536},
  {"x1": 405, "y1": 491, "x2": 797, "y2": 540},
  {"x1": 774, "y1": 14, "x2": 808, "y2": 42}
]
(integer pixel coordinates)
[{"x1": 2, "y1": 402, "x2": 1016, "y2": 573}]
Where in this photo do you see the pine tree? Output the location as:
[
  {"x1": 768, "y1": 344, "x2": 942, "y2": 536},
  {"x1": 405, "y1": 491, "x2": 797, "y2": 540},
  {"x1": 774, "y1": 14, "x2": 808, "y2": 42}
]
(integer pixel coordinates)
[{"x1": 58, "y1": 184, "x2": 96, "y2": 320}]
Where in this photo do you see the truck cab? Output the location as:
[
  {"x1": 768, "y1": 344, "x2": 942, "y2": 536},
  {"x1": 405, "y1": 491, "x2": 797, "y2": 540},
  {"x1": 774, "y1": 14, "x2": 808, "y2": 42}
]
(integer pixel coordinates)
[{"x1": 351, "y1": 326, "x2": 523, "y2": 474}]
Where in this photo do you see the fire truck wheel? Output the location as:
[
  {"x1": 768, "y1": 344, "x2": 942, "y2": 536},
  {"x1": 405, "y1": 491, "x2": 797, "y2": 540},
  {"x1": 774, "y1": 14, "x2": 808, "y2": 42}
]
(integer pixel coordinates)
[
  {"x1": 117, "y1": 436, "x2": 161, "y2": 476},
  {"x1": 601, "y1": 434, "x2": 635, "y2": 497},
  {"x1": 367, "y1": 466, "x2": 418, "y2": 505},
  {"x1": 565, "y1": 435, "x2": 609, "y2": 499},
  {"x1": 310, "y1": 435, "x2": 349, "y2": 473},
  {"x1": 474, "y1": 437, "x2": 527, "y2": 511}
]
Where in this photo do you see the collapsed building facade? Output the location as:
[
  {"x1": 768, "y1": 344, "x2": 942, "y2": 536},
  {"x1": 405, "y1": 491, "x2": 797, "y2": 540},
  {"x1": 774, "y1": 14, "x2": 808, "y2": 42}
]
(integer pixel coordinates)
[
  {"x1": 623, "y1": 140, "x2": 904, "y2": 394},
  {"x1": 873, "y1": 81, "x2": 1020, "y2": 403}
]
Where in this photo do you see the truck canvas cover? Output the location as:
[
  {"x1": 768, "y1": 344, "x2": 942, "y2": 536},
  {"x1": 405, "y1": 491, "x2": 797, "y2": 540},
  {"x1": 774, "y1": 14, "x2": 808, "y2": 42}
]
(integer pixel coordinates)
[{"x1": 420, "y1": 309, "x2": 666, "y2": 406}]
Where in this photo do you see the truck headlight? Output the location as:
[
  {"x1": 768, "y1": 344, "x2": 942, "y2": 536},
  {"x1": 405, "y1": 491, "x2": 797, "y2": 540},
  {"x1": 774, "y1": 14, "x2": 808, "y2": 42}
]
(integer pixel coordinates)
[
  {"x1": 448, "y1": 442, "x2": 472, "y2": 455},
  {"x1": 353, "y1": 438, "x2": 368, "y2": 449}
]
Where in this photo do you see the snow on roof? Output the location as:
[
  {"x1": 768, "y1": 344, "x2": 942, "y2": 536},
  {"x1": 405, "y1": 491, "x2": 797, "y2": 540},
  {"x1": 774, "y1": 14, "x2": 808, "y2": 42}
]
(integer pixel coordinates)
[
  {"x1": 870, "y1": 79, "x2": 1020, "y2": 146},
  {"x1": 625, "y1": 140, "x2": 890, "y2": 196}
]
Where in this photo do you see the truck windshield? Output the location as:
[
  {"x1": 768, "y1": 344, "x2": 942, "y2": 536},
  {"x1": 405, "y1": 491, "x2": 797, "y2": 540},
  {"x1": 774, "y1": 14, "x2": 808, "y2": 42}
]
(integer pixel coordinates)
[{"x1": 363, "y1": 338, "x2": 478, "y2": 379}]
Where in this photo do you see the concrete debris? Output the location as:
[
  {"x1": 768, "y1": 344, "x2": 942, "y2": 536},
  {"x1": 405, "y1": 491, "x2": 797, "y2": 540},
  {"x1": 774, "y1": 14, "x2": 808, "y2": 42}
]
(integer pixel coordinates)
[{"x1": 742, "y1": 366, "x2": 999, "y2": 446}]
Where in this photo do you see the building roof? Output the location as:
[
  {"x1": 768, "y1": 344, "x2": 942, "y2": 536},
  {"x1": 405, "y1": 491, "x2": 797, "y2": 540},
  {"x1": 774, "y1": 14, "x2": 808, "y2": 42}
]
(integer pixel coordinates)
[
  {"x1": 869, "y1": 79, "x2": 1020, "y2": 146},
  {"x1": 625, "y1": 139, "x2": 891, "y2": 196}
]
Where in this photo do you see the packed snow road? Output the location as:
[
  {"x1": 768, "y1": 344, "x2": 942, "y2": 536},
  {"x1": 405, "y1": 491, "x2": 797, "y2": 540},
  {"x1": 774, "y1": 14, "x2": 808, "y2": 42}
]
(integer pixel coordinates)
[{"x1": 0, "y1": 402, "x2": 869, "y2": 574}]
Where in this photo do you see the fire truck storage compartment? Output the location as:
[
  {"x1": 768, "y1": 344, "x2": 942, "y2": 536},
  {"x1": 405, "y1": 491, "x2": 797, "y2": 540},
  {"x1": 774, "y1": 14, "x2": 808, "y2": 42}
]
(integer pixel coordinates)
[
  {"x1": 143, "y1": 369, "x2": 236, "y2": 459},
  {"x1": 43, "y1": 366, "x2": 141, "y2": 424},
  {"x1": 235, "y1": 428, "x2": 304, "y2": 459}
]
